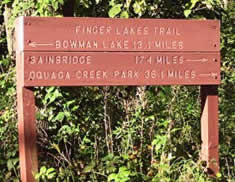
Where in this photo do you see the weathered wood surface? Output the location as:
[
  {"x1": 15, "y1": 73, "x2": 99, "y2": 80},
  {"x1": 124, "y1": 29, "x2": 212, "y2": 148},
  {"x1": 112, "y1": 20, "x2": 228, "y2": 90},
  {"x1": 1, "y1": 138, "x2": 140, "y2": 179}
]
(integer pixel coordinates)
[
  {"x1": 16, "y1": 25, "x2": 38, "y2": 181},
  {"x1": 15, "y1": 17, "x2": 220, "y2": 52},
  {"x1": 17, "y1": 51, "x2": 38, "y2": 182},
  {"x1": 201, "y1": 85, "x2": 219, "y2": 175},
  {"x1": 17, "y1": 87, "x2": 38, "y2": 182}
]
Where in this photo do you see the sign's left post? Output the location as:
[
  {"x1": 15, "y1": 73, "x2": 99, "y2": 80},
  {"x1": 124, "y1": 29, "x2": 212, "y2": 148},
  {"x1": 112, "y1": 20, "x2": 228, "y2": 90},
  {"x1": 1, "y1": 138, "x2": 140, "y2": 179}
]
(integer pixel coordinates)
[{"x1": 15, "y1": 17, "x2": 38, "y2": 182}]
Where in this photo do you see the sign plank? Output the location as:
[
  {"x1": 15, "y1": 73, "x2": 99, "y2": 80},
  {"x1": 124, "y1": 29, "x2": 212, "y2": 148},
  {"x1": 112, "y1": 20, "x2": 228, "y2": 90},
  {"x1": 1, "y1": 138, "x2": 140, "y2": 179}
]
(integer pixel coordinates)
[
  {"x1": 23, "y1": 52, "x2": 220, "y2": 86},
  {"x1": 15, "y1": 17, "x2": 220, "y2": 52}
]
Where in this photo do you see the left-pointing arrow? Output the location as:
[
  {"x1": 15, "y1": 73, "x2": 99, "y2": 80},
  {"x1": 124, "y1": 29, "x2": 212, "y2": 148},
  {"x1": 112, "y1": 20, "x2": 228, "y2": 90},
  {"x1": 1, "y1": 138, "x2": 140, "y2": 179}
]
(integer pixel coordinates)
[{"x1": 28, "y1": 42, "x2": 54, "y2": 47}]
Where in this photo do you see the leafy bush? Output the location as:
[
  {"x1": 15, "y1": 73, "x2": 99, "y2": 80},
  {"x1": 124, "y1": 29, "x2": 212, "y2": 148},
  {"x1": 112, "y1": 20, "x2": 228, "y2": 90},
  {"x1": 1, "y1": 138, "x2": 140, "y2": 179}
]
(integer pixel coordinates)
[{"x1": 0, "y1": 0, "x2": 234, "y2": 181}]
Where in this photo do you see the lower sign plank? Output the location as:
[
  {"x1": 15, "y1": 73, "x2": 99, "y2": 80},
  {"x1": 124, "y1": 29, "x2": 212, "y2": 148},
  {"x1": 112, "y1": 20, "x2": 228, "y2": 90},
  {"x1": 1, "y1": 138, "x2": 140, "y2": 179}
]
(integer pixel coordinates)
[{"x1": 22, "y1": 52, "x2": 220, "y2": 86}]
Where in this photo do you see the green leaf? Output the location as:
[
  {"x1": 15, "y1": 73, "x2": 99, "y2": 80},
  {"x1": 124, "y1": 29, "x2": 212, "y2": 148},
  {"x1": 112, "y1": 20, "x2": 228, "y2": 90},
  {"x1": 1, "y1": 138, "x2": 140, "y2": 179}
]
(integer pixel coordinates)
[
  {"x1": 216, "y1": 172, "x2": 222, "y2": 178},
  {"x1": 46, "y1": 168, "x2": 55, "y2": 175},
  {"x1": 184, "y1": 9, "x2": 191, "y2": 17},
  {"x1": 35, "y1": 173, "x2": 40, "y2": 180},
  {"x1": 47, "y1": 172, "x2": 56, "y2": 179},
  {"x1": 108, "y1": 173, "x2": 117, "y2": 181},
  {"x1": 2, "y1": 0, "x2": 12, "y2": 4},
  {"x1": 83, "y1": 162, "x2": 95, "y2": 173},
  {"x1": 51, "y1": 143, "x2": 61, "y2": 153},
  {"x1": 54, "y1": 112, "x2": 65, "y2": 122},
  {"x1": 122, "y1": 153, "x2": 129, "y2": 160},
  {"x1": 7, "y1": 160, "x2": 13, "y2": 170},
  {"x1": 133, "y1": 2, "x2": 141, "y2": 14},
  {"x1": 58, "y1": 0, "x2": 64, "y2": 5},
  {"x1": 40, "y1": 166, "x2": 47, "y2": 174},
  {"x1": 120, "y1": 11, "x2": 129, "y2": 18},
  {"x1": 108, "y1": 4, "x2": 122, "y2": 18},
  {"x1": 51, "y1": 1, "x2": 58, "y2": 10}
]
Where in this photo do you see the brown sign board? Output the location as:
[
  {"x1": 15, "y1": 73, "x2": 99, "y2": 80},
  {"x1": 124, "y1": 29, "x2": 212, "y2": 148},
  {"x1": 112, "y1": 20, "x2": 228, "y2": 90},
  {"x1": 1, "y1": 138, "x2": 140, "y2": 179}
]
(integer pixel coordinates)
[
  {"x1": 19, "y1": 52, "x2": 220, "y2": 86},
  {"x1": 15, "y1": 16, "x2": 221, "y2": 86},
  {"x1": 15, "y1": 17, "x2": 220, "y2": 52}
]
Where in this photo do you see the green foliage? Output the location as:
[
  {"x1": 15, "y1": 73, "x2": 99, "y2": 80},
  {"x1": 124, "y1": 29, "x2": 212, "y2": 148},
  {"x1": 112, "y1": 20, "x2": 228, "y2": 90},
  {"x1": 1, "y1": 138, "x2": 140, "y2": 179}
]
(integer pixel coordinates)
[
  {"x1": 108, "y1": 3, "x2": 122, "y2": 18},
  {"x1": 35, "y1": 0, "x2": 64, "y2": 16},
  {"x1": 0, "y1": 0, "x2": 234, "y2": 181},
  {"x1": 35, "y1": 166, "x2": 56, "y2": 181},
  {"x1": 108, "y1": 166, "x2": 131, "y2": 182},
  {"x1": 219, "y1": 1, "x2": 235, "y2": 180},
  {"x1": 184, "y1": 0, "x2": 224, "y2": 18}
]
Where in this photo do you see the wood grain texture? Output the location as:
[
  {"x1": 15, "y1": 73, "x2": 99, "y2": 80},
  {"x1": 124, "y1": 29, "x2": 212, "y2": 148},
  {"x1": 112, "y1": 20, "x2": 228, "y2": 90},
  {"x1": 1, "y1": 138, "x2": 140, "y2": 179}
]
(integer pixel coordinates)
[
  {"x1": 17, "y1": 87, "x2": 38, "y2": 182},
  {"x1": 17, "y1": 51, "x2": 38, "y2": 182},
  {"x1": 201, "y1": 85, "x2": 219, "y2": 176}
]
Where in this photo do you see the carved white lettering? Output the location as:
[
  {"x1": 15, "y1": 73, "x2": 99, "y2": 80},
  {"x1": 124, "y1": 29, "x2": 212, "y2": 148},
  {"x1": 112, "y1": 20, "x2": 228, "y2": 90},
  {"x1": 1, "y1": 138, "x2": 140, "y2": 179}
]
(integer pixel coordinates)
[
  {"x1": 115, "y1": 26, "x2": 149, "y2": 36},
  {"x1": 155, "y1": 56, "x2": 170, "y2": 64},
  {"x1": 56, "y1": 40, "x2": 61, "y2": 49},
  {"x1": 75, "y1": 25, "x2": 112, "y2": 35},
  {"x1": 172, "y1": 56, "x2": 184, "y2": 64},
  {"x1": 191, "y1": 71, "x2": 196, "y2": 79},
  {"x1": 178, "y1": 41, "x2": 184, "y2": 49},
  {"x1": 62, "y1": 41, "x2": 69, "y2": 48},
  {"x1": 51, "y1": 72, "x2": 56, "y2": 79},
  {"x1": 29, "y1": 56, "x2": 92, "y2": 65},
  {"x1": 136, "y1": 56, "x2": 178, "y2": 65},
  {"x1": 36, "y1": 72, "x2": 43, "y2": 79},
  {"x1": 70, "y1": 40, "x2": 77, "y2": 48},
  {"x1": 147, "y1": 40, "x2": 184, "y2": 50},
  {"x1": 102, "y1": 40, "x2": 129, "y2": 49},
  {"x1": 167, "y1": 70, "x2": 196, "y2": 79},
  {"x1": 55, "y1": 40, "x2": 98, "y2": 49},
  {"x1": 38, "y1": 57, "x2": 43, "y2": 64},
  {"x1": 113, "y1": 70, "x2": 139, "y2": 79},
  {"x1": 134, "y1": 41, "x2": 143, "y2": 49},
  {"x1": 155, "y1": 27, "x2": 180, "y2": 36},
  {"x1": 56, "y1": 56, "x2": 61, "y2": 64},
  {"x1": 58, "y1": 72, "x2": 64, "y2": 79},
  {"x1": 144, "y1": 70, "x2": 157, "y2": 79},
  {"x1": 30, "y1": 56, "x2": 36, "y2": 64},
  {"x1": 28, "y1": 71, "x2": 70, "y2": 80},
  {"x1": 29, "y1": 72, "x2": 35, "y2": 80},
  {"x1": 48, "y1": 56, "x2": 54, "y2": 64},
  {"x1": 76, "y1": 70, "x2": 107, "y2": 79}
]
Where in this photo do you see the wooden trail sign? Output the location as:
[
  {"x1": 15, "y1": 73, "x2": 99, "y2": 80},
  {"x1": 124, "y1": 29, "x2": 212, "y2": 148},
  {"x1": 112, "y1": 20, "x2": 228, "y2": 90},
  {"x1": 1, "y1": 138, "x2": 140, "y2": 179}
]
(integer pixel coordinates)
[{"x1": 15, "y1": 17, "x2": 220, "y2": 182}]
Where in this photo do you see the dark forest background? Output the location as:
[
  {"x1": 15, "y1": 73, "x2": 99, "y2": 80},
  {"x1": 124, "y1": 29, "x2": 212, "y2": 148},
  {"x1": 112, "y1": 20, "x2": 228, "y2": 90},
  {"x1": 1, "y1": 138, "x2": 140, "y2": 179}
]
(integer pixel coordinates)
[{"x1": 0, "y1": 0, "x2": 234, "y2": 181}]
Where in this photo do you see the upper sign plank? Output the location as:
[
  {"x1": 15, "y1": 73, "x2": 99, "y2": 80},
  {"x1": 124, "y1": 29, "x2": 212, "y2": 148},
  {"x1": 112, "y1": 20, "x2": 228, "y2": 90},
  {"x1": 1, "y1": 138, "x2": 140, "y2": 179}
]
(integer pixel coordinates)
[{"x1": 15, "y1": 17, "x2": 220, "y2": 52}]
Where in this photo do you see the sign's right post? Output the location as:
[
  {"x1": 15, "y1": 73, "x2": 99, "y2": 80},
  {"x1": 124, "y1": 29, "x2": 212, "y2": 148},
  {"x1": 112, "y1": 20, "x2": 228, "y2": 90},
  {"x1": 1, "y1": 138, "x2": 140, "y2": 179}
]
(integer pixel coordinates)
[{"x1": 201, "y1": 85, "x2": 219, "y2": 175}]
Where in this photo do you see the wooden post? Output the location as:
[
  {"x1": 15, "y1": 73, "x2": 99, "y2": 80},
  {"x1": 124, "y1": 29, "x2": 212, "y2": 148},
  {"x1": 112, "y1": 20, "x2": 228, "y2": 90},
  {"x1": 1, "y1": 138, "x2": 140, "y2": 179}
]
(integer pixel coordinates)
[
  {"x1": 17, "y1": 86, "x2": 38, "y2": 182},
  {"x1": 16, "y1": 50, "x2": 38, "y2": 181},
  {"x1": 200, "y1": 85, "x2": 219, "y2": 175}
]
